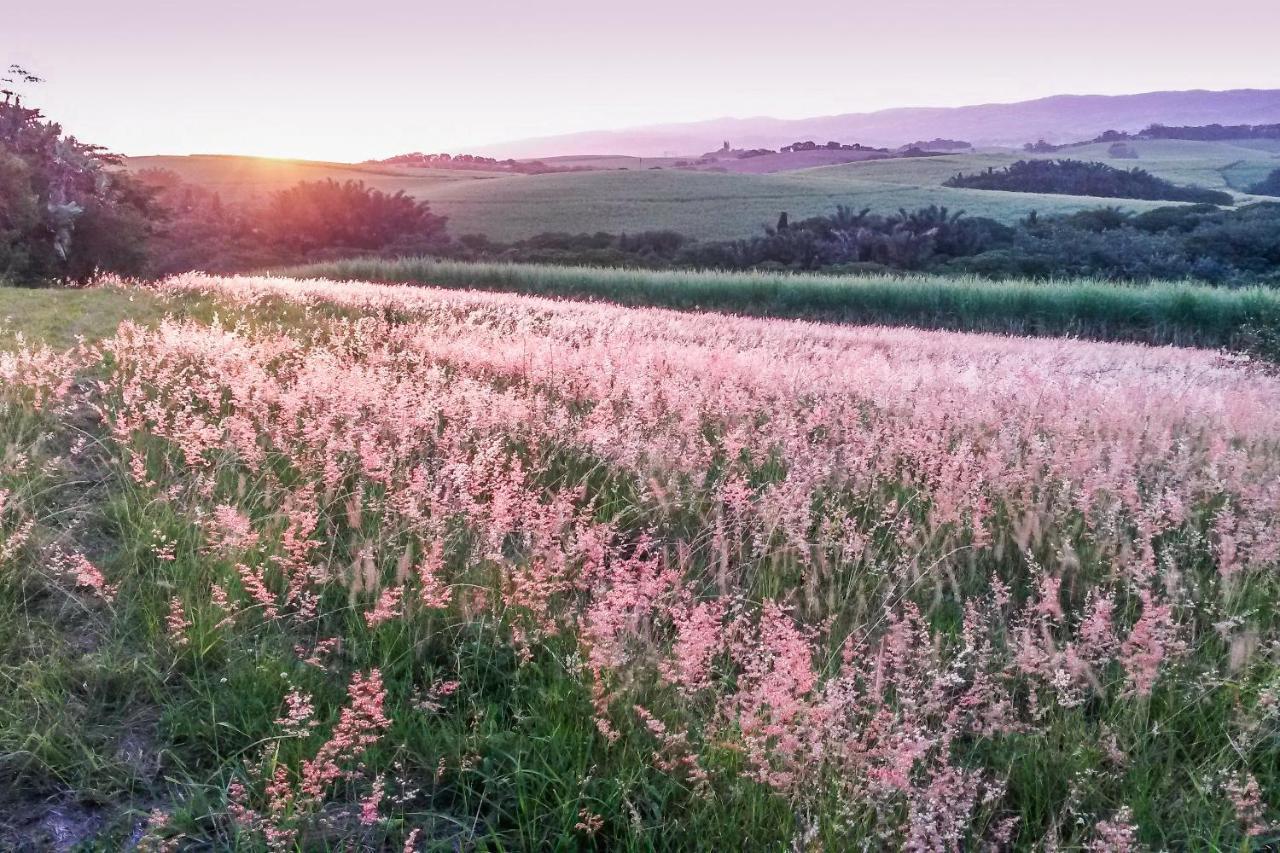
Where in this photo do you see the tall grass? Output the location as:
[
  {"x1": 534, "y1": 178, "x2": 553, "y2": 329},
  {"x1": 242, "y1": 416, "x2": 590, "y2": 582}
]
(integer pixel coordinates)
[
  {"x1": 2, "y1": 281, "x2": 1278, "y2": 847},
  {"x1": 279, "y1": 257, "x2": 1280, "y2": 348}
]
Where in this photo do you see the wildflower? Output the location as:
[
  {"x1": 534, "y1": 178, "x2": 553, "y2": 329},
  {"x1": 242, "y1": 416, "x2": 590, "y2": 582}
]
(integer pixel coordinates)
[
  {"x1": 236, "y1": 562, "x2": 279, "y2": 620},
  {"x1": 209, "y1": 504, "x2": 259, "y2": 554},
  {"x1": 1225, "y1": 772, "x2": 1268, "y2": 837},
  {"x1": 1120, "y1": 590, "x2": 1183, "y2": 697},
  {"x1": 210, "y1": 582, "x2": 236, "y2": 629},
  {"x1": 574, "y1": 808, "x2": 604, "y2": 835},
  {"x1": 298, "y1": 669, "x2": 389, "y2": 801},
  {"x1": 63, "y1": 552, "x2": 118, "y2": 602},
  {"x1": 1088, "y1": 806, "x2": 1141, "y2": 852},
  {"x1": 166, "y1": 597, "x2": 191, "y2": 647},
  {"x1": 365, "y1": 585, "x2": 404, "y2": 628},
  {"x1": 416, "y1": 540, "x2": 452, "y2": 609},
  {"x1": 360, "y1": 774, "x2": 385, "y2": 825},
  {"x1": 274, "y1": 689, "x2": 318, "y2": 736}
]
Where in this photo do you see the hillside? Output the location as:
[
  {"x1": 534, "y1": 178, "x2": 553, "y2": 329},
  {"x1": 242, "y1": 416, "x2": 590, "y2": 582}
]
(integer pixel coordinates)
[
  {"x1": 420, "y1": 168, "x2": 1179, "y2": 242},
  {"x1": 415, "y1": 139, "x2": 1280, "y2": 241},
  {"x1": 121, "y1": 138, "x2": 1278, "y2": 243},
  {"x1": 122, "y1": 154, "x2": 507, "y2": 200},
  {"x1": 472, "y1": 89, "x2": 1280, "y2": 158}
]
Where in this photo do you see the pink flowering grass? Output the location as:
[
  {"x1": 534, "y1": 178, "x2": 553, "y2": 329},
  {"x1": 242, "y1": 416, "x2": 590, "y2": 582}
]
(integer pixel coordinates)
[{"x1": 0, "y1": 273, "x2": 1277, "y2": 849}]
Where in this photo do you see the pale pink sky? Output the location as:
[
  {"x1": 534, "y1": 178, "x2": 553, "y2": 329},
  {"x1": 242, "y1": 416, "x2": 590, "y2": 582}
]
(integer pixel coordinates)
[{"x1": 6, "y1": 0, "x2": 1279, "y2": 161}]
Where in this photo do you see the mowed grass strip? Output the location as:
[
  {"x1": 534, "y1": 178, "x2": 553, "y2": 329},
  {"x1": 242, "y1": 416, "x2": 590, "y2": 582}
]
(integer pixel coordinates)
[
  {"x1": 0, "y1": 286, "x2": 171, "y2": 349},
  {"x1": 279, "y1": 258, "x2": 1280, "y2": 348}
]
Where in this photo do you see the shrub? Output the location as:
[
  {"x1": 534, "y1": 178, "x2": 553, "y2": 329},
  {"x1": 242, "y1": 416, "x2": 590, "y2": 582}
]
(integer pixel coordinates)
[
  {"x1": 944, "y1": 159, "x2": 1234, "y2": 205},
  {"x1": 262, "y1": 179, "x2": 447, "y2": 256},
  {"x1": 1, "y1": 82, "x2": 158, "y2": 283}
]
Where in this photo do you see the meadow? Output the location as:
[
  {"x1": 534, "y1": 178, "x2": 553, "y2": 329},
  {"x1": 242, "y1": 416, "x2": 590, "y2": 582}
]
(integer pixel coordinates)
[
  {"x1": 0, "y1": 274, "x2": 1277, "y2": 850},
  {"x1": 279, "y1": 257, "x2": 1280, "y2": 349},
  {"x1": 817, "y1": 140, "x2": 1280, "y2": 197},
  {"x1": 125, "y1": 145, "x2": 1276, "y2": 242},
  {"x1": 124, "y1": 155, "x2": 507, "y2": 201}
]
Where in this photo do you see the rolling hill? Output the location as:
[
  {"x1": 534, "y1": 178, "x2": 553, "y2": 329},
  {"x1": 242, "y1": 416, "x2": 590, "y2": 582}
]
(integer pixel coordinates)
[
  {"x1": 419, "y1": 166, "x2": 1179, "y2": 242},
  {"x1": 368, "y1": 141, "x2": 1280, "y2": 241},
  {"x1": 123, "y1": 154, "x2": 507, "y2": 201},
  {"x1": 472, "y1": 89, "x2": 1280, "y2": 158},
  {"x1": 122, "y1": 129, "x2": 1280, "y2": 243}
]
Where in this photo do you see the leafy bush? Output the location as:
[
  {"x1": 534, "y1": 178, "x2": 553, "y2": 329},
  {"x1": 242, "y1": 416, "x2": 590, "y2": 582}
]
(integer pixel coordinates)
[
  {"x1": 262, "y1": 179, "x2": 447, "y2": 256},
  {"x1": 0, "y1": 75, "x2": 158, "y2": 283},
  {"x1": 944, "y1": 159, "x2": 1234, "y2": 205},
  {"x1": 396, "y1": 201, "x2": 1280, "y2": 286}
]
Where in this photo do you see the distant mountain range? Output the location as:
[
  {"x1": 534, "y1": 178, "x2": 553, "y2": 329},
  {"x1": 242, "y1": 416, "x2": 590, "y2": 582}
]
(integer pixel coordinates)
[{"x1": 473, "y1": 89, "x2": 1280, "y2": 158}]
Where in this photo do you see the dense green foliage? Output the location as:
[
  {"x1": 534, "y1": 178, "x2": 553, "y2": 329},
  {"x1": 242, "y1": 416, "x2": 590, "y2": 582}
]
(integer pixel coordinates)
[
  {"x1": 0, "y1": 85, "x2": 156, "y2": 283},
  {"x1": 0, "y1": 80, "x2": 448, "y2": 284},
  {"x1": 5, "y1": 84, "x2": 1279, "y2": 291},
  {"x1": 138, "y1": 171, "x2": 449, "y2": 274},
  {"x1": 1091, "y1": 122, "x2": 1280, "y2": 143},
  {"x1": 944, "y1": 159, "x2": 1235, "y2": 205},
  {"x1": 280, "y1": 257, "x2": 1280, "y2": 349},
  {"x1": 417, "y1": 201, "x2": 1280, "y2": 285}
]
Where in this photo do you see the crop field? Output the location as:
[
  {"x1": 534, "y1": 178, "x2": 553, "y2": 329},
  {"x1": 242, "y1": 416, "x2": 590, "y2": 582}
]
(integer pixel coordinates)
[
  {"x1": 281, "y1": 257, "x2": 1280, "y2": 349},
  {"x1": 1044, "y1": 139, "x2": 1280, "y2": 194},
  {"x1": 123, "y1": 142, "x2": 1280, "y2": 243},
  {"x1": 126, "y1": 151, "x2": 1219, "y2": 242},
  {"x1": 812, "y1": 140, "x2": 1280, "y2": 198},
  {"x1": 421, "y1": 168, "x2": 1183, "y2": 241},
  {"x1": 0, "y1": 275, "x2": 1277, "y2": 849},
  {"x1": 123, "y1": 155, "x2": 507, "y2": 201}
]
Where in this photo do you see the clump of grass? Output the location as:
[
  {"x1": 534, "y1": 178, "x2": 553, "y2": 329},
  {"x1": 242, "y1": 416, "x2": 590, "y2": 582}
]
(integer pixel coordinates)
[{"x1": 278, "y1": 257, "x2": 1280, "y2": 348}]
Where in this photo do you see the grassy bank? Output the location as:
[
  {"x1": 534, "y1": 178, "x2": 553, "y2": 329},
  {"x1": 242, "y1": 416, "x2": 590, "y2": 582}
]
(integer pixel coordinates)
[{"x1": 279, "y1": 257, "x2": 1280, "y2": 348}]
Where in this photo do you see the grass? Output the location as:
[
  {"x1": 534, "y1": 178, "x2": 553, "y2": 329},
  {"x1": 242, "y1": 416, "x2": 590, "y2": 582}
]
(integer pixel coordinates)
[
  {"x1": 828, "y1": 141, "x2": 1280, "y2": 197},
  {"x1": 278, "y1": 257, "x2": 1280, "y2": 349},
  {"x1": 0, "y1": 281, "x2": 1277, "y2": 848},
  {"x1": 122, "y1": 154, "x2": 506, "y2": 202},
  {"x1": 1047, "y1": 138, "x2": 1280, "y2": 194},
  {"x1": 0, "y1": 285, "x2": 171, "y2": 348},
  {"x1": 420, "y1": 167, "x2": 1180, "y2": 241},
  {"x1": 128, "y1": 151, "x2": 1202, "y2": 242},
  {"x1": 124, "y1": 143, "x2": 1280, "y2": 242}
]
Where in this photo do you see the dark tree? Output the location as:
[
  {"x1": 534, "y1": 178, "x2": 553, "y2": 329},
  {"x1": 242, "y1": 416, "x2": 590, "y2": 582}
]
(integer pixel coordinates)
[
  {"x1": 263, "y1": 179, "x2": 448, "y2": 257},
  {"x1": 1, "y1": 67, "x2": 158, "y2": 283},
  {"x1": 945, "y1": 159, "x2": 1233, "y2": 205}
]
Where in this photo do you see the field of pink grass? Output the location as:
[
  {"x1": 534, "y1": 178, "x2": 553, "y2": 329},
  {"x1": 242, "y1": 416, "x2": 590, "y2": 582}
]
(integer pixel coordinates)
[{"x1": 0, "y1": 274, "x2": 1277, "y2": 849}]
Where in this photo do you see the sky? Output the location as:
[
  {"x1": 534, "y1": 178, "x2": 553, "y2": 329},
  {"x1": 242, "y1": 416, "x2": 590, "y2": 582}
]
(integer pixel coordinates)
[{"x1": 6, "y1": 0, "x2": 1280, "y2": 161}]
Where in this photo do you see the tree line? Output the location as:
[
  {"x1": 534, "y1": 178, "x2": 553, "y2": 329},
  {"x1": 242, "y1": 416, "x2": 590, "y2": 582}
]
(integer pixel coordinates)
[
  {"x1": 3, "y1": 72, "x2": 1278, "y2": 287},
  {"x1": 0, "y1": 73, "x2": 449, "y2": 284},
  {"x1": 440, "y1": 202, "x2": 1280, "y2": 285},
  {"x1": 944, "y1": 159, "x2": 1234, "y2": 205}
]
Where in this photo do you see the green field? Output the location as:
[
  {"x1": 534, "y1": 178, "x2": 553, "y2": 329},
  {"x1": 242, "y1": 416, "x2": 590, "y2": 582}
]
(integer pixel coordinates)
[
  {"x1": 812, "y1": 140, "x2": 1280, "y2": 198},
  {"x1": 281, "y1": 257, "x2": 1280, "y2": 349},
  {"x1": 1047, "y1": 138, "x2": 1280, "y2": 193},
  {"x1": 124, "y1": 140, "x2": 1280, "y2": 242},
  {"x1": 423, "y1": 168, "x2": 1188, "y2": 241},
  {"x1": 123, "y1": 154, "x2": 506, "y2": 201},
  {"x1": 0, "y1": 286, "x2": 173, "y2": 349}
]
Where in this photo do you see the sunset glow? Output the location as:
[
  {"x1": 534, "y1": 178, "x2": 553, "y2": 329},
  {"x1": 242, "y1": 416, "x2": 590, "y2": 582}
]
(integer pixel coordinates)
[
  {"x1": 4, "y1": 3, "x2": 1280, "y2": 847},
  {"x1": 7, "y1": 0, "x2": 1280, "y2": 160}
]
